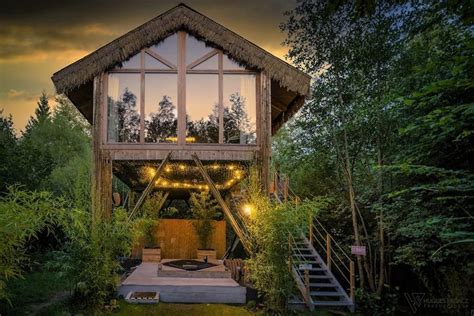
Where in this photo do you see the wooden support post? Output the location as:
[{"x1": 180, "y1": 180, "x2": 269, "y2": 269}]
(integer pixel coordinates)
[
  {"x1": 156, "y1": 191, "x2": 170, "y2": 216},
  {"x1": 192, "y1": 153, "x2": 251, "y2": 254},
  {"x1": 92, "y1": 74, "x2": 113, "y2": 224},
  {"x1": 128, "y1": 152, "x2": 171, "y2": 220},
  {"x1": 259, "y1": 72, "x2": 272, "y2": 193},
  {"x1": 326, "y1": 234, "x2": 332, "y2": 271},
  {"x1": 304, "y1": 269, "x2": 311, "y2": 308},
  {"x1": 350, "y1": 260, "x2": 355, "y2": 303},
  {"x1": 309, "y1": 212, "x2": 313, "y2": 245},
  {"x1": 284, "y1": 175, "x2": 289, "y2": 202}
]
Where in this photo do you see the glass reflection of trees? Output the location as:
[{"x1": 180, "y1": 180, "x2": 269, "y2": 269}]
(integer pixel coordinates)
[
  {"x1": 184, "y1": 92, "x2": 255, "y2": 144},
  {"x1": 145, "y1": 95, "x2": 177, "y2": 142},
  {"x1": 223, "y1": 92, "x2": 256, "y2": 144},
  {"x1": 186, "y1": 105, "x2": 219, "y2": 143},
  {"x1": 107, "y1": 88, "x2": 140, "y2": 142}
]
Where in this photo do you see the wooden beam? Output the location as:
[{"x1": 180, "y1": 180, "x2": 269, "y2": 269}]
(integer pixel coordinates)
[
  {"x1": 187, "y1": 49, "x2": 219, "y2": 70},
  {"x1": 218, "y1": 51, "x2": 224, "y2": 144},
  {"x1": 177, "y1": 31, "x2": 186, "y2": 145},
  {"x1": 260, "y1": 72, "x2": 272, "y2": 193},
  {"x1": 92, "y1": 74, "x2": 113, "y2": 224},
  {"x1": 144, "y1": 49, "x2": 177, "y2": 69},
  {"x1": 192, "y1": 153, "x2": 251, "y2": 254},
  {"x1": 157, "y1": 191, "x2": 170, "y2": 215},
  {"x1": 140, "y1": 51, "x2": 145, "y2": 143},
  {"x1": 128, "y1": 152, "x2": 171, "y2": 220}
]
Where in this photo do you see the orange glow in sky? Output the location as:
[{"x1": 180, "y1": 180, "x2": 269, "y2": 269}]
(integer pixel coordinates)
[{"x1": 0, "y1": 1, "x2": 297, "y2": 133}]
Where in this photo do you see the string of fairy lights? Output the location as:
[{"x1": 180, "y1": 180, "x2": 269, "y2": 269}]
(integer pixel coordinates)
[{"x1": 142, "y1": 162, "x2": 246, "y2": 190}]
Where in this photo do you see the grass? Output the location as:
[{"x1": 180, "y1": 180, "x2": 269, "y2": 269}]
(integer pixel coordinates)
[
  {"x1": 110, "y1": 301, "x2": 258, "y2": 315},
  {"x1": 0, "y1": 268, "x2": 69, "y2": 315}
]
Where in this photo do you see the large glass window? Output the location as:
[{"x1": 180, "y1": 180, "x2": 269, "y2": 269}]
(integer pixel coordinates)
[
  {"x1": 107, "y1": 73, "x2": 141, "y2": 142},
  {"x1": 145, "y1": 74, "x2": 178, "y2": 143},
  {"x1": 107, "y1": 32, "x2": 257, "y2": 145},
  {"x1": 186, "y1": 74, "x2": 219, "y2": 143},
  {"x1": 149, "y1": 33, "x2": 178, "y2": 66},
  {"x1": 186, "y1": 34, "x2": 213, "y2": 65},
  {"x1": 223, "y1": 74, "x2": 257, "y2": 144}
]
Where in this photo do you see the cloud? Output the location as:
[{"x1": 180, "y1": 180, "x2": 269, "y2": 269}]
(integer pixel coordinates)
[
  {"x1": 7, "y1": 89, "x2": 25, "y2": 98},
  {"x1": 0, "y1": 24, "x2": 119, "y2": 63}
]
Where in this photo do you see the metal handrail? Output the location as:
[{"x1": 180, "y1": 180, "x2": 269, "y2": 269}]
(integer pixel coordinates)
[
  {"x1": 312, "y1": 223, "x2": 350, "y2": 272},
  {"x1": 275, "y1": 171, "x2": 355, "y2": 305},
  {"x1": 313, "y1": 218, "x2": 352, "y2": 262}
]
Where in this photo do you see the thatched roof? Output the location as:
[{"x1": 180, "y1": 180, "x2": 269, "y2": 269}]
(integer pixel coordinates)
[{"x1": 51, "y1": 4, "x2": 311, "y2": 132}]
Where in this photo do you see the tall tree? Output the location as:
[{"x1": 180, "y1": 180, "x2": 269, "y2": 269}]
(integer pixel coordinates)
[
  {"x1": 24, "y1": 92, "x2": 51, "y2": 135},
  {"x1": 0, "y1": 111, "x2": 18, "y2": 192},
  {"x1": 281, "y1": 0, "x2": 401, "y2": 293}
]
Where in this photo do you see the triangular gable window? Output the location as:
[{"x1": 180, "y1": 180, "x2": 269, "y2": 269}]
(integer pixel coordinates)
[{"x1": 144, "y1": 53, "x2": 172, "y2": 69}]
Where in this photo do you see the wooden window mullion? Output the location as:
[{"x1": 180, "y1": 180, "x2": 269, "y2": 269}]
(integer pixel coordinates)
[
  {"x1": 177, "y1": 31, "x2": 186, "y2": 145},
  {"x1": 140, "y1": 50, "x2": 145, "y2": 143},
  {"x1": 218, "y1": 51, "x2": 224, "y2": 144}
]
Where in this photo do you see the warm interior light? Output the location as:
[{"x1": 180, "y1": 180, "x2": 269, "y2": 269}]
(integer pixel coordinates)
[
  {"x1": 165, "y1": 166, "x2": 172, "y2": 172},
  {"x1": 179, "y1": 164, "x2": 186, "y2": 170},
  {"x1": 164, "y1": 136, "x2": 196, "y2": 142},
  {"x1": 228, "y1": 165, "x2": 235, "y2": 170},
  {"x1": 242, "y1": 204, "x2": 254, "y2": 216}
]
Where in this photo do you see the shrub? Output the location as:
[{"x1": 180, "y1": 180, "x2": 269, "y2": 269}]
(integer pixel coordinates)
[
  {"x1": 189, "y1": 191, "x2": 221, "y2": 249},
  {"x1": 243, "y1": 169, "x2": 321, "y2": 311},
  {"x1": 0, "y1": 187, "x2": 65, "y2": 303}
]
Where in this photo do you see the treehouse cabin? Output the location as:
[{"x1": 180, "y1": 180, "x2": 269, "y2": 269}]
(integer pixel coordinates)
[
  {"x1": 51, "y1": 4, "x2": 323, "y2": 306},
  {"x1": 52, "y1": 3, "x2": 310, "y2": 221}
]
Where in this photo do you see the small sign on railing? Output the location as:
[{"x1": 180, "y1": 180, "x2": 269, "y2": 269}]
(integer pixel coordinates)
[
  {"x1": 351, "y1": 245, "x2": 366, "y2": 256},
  {"x1": 299, "y1": 263, "x2": 312, "y2": 270}
]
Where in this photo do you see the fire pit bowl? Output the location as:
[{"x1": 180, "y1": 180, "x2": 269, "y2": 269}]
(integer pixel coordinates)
[{"x1": 163, "y1": 259, "x2": 217, "y2": 271}]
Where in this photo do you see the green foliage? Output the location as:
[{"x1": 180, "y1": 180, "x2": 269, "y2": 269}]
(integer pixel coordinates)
[
  {"x1": 189, "y1": 191, "x2": 221, "y2": 249},
  {"x1": 278, "y1": 0, "x2": 474, "y2": 312},
  {"x1": 139, "y1": 192, "x2": 166, "y2": 248},
  {"x1": 0, "y1": 111, "x2": 18, "y2": 192},
  {"x1": 0, "y1": 187, "x2": 66, "y2": 303},
  {"x1": 243, "y1": 169, "x2": 320, "y2": 312},
  {"x1": 50, "y1": 207, "x2": 136, "y2": 308},
  {"x1": 13, "y1": 94, "x2": 90, "y2": 192}
]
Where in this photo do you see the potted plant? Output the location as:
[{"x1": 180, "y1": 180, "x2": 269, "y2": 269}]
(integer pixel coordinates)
[
  {"x1": 189, "y1": 191, "x2": 221, "y2": 261},
  {"x1": 141, "y1": 220, "x2": 160, "y2": 262},
  {"x1": 140, "y1": 192, "x2": 165, "y2": 262}
]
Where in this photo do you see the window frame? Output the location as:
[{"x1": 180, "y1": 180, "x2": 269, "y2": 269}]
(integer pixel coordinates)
[{"x1": 104, "y1": 31, "x2": 259, "y2": 146}]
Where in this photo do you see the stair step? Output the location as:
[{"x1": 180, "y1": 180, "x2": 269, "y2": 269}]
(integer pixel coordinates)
[
  {"x1": 309, "y1": 283, "x2": 337, "y2": 287},
  {"x1": 309, "y1": 275, "x2": 332, "y2": 279},
  {"x1": 312, "y1": 300, "x2": 353, "y2": 306},
  {"x1": 310, "y1": 291, "x2": 343, "y2": 296},
  {"x1": 297, "y1": 267, "x2": 325, "y2": 271}
]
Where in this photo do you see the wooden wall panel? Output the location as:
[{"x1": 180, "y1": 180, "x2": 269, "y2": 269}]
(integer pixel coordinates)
[{"x1": 133, "y1": 219, "x2": 226, "y2": 260}]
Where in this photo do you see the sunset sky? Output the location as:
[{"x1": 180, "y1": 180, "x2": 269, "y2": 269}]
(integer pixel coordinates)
[{"x1": 0, "y1": 0, "x2": 296, "y2": 133}]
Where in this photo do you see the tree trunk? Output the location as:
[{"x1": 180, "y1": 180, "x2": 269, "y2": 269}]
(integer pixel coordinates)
[
  {"x1": 376, "y1": 134, "x2": 385, "y2": 295},
  {"x1": 342, "y1": 128, "x2": 366, "y2": 289}
]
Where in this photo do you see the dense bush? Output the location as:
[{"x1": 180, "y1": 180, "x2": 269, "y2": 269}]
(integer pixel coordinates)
[{"x1": 243, "y1": 169, "x2": 321, "y2": 312}]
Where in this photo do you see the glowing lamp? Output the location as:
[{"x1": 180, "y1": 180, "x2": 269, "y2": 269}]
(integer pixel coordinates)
[{"x1": 242, "y1": 204, "x2": 254, "y2": 216}]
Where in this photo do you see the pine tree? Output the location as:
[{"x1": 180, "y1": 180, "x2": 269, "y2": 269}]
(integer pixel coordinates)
[
  {"x1": 24, "y1": 92, "x2": 51, "y2": 134},
  {"x1": 0, "y1": 111, "x2": 18, "y2": 191}
]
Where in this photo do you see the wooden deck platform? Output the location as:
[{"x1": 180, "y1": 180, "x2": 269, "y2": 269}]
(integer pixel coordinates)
[{"x1": 119, "y1": 262, "x2": 246, "y2": 304}]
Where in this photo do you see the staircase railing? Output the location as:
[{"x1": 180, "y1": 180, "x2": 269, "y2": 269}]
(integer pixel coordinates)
[
  {"x1": 274, "y1": 172, "x2": 355, "y2": 305},
  {"x1": 288, "y1": 232, "x2": 313, "y2": 310},
  {"x1": 310, "y1": 217, "x2": 355, "y2": 304}
]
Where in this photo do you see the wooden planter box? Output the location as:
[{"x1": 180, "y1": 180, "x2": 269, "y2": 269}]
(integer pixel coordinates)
[
  {"x1": 197, "y1": 249, "x2": 217, "y2": 261},
  {"x1": 142, "y1": 248, "x2": 161, "y2": 262}
]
